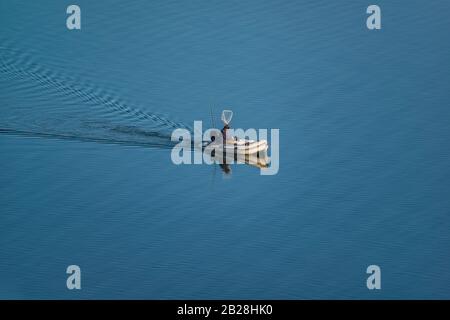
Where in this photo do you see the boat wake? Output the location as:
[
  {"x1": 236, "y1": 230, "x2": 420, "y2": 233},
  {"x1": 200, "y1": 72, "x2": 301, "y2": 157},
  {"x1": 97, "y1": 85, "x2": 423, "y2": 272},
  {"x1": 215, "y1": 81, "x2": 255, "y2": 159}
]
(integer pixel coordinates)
[{"x1": 0, "y1": 41, "x2": 191, "y2": 149}]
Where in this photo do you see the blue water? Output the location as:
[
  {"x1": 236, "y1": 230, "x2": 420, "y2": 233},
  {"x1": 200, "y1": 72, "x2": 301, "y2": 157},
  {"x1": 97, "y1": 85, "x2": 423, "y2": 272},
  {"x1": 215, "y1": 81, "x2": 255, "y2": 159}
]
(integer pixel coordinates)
[{"x1": 1, "y1": 0, "x2": 450, "y2": 299}]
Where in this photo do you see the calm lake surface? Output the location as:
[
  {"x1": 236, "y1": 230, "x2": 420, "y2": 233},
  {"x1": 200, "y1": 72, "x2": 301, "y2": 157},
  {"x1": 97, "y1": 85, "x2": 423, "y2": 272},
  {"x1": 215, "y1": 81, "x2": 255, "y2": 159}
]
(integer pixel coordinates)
[{"x1": 1, "y1": 0, "x2": 450, "y2": 298}]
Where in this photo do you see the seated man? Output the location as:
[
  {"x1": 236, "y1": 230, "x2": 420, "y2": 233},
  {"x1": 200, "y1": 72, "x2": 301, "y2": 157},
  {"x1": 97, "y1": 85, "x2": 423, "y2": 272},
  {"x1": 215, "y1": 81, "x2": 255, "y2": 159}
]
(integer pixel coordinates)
[{"x1": 221, "y1": 124, "x2": 234, "y2": 144}]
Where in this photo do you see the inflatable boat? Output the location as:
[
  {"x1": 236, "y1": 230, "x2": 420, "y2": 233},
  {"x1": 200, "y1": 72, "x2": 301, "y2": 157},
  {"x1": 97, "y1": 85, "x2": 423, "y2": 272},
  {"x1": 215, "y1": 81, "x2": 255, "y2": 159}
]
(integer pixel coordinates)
[
  {"x1": 205, "y1": 109, "x2": 269, "y2": 156},
  {"x1": 207, "y1": 138, "x2": 268, "y2": 156}
]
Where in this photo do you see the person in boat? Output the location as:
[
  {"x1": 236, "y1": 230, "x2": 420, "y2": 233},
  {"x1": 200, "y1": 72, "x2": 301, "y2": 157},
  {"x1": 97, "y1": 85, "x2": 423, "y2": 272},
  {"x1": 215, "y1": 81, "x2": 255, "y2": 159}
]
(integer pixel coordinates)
[
  {"x1": 220, "y1": 124, "x2": 234, "y2": 144},
  {"x1": 221, "y1": 124, "x2": 230, "y2": 144},
  {"x1": 219, "y1": 110, "x2": 234, "y2": 144}
]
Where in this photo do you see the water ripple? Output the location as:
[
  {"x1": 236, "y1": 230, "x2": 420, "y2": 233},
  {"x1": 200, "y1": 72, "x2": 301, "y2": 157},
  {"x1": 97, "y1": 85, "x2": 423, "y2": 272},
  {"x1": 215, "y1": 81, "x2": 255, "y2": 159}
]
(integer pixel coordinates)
[{"x1": 0, "y1": 41, "x2": 191, "y2": 148}]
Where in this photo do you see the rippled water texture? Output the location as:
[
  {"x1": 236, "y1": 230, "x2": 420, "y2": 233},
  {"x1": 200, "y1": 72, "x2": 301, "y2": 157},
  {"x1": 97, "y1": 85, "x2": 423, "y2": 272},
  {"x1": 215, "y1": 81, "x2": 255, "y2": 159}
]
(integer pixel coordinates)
[{"x1": 1, "y1": 0, "x2": 450, "y2": 299}]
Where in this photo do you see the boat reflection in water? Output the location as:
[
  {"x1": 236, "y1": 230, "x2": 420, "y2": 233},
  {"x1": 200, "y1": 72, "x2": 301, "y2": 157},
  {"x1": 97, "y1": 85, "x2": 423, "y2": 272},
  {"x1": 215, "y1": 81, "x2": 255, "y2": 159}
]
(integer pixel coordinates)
[
  {"x1": 202, "y1": 109, "x2": 271, "y2": 175},
  {"x1": 208, "y1": 148, "x2": 270, "y2": 175}
]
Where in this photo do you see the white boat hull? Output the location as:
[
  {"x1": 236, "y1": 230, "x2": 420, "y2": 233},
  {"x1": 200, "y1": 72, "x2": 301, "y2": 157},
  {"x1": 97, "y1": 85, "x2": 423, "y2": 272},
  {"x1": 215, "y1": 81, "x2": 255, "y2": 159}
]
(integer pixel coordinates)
[{"x1": 207, "y1": 139, "x2": 268, "y2": 156}]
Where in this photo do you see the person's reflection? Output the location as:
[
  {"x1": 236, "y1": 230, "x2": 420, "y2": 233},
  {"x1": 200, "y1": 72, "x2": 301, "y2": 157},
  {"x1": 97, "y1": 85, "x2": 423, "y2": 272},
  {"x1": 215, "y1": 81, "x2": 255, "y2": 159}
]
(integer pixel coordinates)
[{"x1": 219, "y1": 163, "x2": 231, "y2": 175}]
